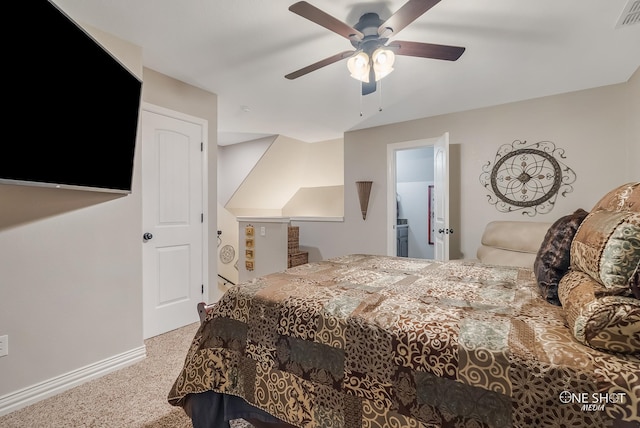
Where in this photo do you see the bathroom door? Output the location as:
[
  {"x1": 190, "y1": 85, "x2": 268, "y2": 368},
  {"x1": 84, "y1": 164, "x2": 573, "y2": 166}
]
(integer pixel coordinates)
[{"x1": 433, "y1": 132, "x2": 450, "y2": 261}]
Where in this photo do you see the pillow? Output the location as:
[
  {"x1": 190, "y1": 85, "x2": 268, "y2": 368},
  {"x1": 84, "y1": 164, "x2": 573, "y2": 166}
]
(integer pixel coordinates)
[
  {"x1": 570, "y1": 210, "x2": 640, "y2": 296},
  {"x1": 558, "y1": 270, "x2": 640, "y2": 354},
  {"x1": 534, "y1": 209, "x2": 588, "y2": 305},
  {"x1": 480, "y1": 221, "x2": 553, "y2": 253},
  {"x1": 591, "y1": 182, "x2": 640, "y2": 213}
]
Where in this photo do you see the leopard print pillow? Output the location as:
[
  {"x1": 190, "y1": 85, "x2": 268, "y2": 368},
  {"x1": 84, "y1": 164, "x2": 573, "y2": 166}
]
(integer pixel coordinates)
[{"x1": 534, "y1": 209, "x2": 588, "y2": 305}]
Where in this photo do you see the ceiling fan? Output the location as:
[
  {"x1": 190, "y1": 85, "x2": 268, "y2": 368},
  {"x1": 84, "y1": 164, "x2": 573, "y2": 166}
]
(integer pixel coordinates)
[{"x1": 285, "y1": 0, "x2": 466, "y2": 95}]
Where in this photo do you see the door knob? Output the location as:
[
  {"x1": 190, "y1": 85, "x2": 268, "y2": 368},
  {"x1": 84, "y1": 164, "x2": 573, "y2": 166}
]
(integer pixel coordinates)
[{"x1": 143, "y1": 232, "x2": 153, "y2": 241}]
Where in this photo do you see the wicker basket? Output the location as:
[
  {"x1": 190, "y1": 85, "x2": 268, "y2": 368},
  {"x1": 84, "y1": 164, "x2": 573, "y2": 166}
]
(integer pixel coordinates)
[
  {"x1": 288, "y1": 226, "x2": 300, "y2": 254},
  {"x1": 288, "y1": 251, "x2": 308, "y2": 268}
]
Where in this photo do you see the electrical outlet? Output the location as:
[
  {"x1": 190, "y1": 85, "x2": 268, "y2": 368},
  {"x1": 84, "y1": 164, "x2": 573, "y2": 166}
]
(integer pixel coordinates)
[
  {"x1": 0, "y1": 335, "x2": 8, "y2": 357},
  {"x1": 260, "y1": 226, "x2": 266, "y2": 236}
]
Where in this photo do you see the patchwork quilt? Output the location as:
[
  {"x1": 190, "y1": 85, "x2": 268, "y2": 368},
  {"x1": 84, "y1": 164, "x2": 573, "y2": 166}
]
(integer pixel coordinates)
[{"x1": 168, "y1": 254, "x2": 639, "y2": 427}]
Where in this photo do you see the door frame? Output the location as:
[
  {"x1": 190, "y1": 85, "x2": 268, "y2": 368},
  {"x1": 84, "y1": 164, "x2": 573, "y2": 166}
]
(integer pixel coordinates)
[
  {"x1": 141, "y1": 102, "x2": 209, "y2": 336},
  {"x1": 386, "y1": 136, "x2": 444, "y2": 258}
]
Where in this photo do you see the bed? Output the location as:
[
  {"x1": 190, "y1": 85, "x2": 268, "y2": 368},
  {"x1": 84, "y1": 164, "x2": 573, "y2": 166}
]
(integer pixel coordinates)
[{"x1": 168, "y1": 183, "x2": 640, "y2": 428}]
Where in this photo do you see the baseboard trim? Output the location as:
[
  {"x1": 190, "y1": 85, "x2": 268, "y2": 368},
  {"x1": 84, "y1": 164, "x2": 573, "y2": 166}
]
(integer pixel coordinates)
[{"x1": 0, "y1": 345, "x2": 146, "y2": 417}]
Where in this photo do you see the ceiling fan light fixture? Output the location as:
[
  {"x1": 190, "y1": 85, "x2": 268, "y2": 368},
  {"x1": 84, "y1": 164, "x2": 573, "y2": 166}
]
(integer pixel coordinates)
[
  {"x1": 372, "y1": 47, "x2": 395, "y2": 81},
  {"x1": 347, "y1": 51, "x2": 371, "y2": 82}
]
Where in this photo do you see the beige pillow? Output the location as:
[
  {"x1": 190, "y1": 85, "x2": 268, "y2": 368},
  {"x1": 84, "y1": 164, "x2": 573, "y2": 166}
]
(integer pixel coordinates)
[{"x1": 480, "y1": 221, "x2": 552, "y2": 253}]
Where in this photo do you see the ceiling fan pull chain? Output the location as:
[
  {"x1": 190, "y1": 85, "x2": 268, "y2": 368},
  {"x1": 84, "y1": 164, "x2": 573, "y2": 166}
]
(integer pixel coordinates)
[{"x1": 378, "y1": 79, "x2": 383, "y2": 112}]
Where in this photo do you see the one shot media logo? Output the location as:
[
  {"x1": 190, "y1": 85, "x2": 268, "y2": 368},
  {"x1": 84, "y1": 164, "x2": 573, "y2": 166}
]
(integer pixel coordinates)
[{"x1": 559, "y1": 391, "x2": 628, "y2": 412}]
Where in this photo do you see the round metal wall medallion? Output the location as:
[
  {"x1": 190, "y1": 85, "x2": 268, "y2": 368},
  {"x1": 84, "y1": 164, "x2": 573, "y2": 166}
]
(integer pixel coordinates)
[
  {"x1": 490, "y1": 148, "x2": 562, "y2": 207},
  {"x1": 480, "y1": 140, "x2": 576, "y2": 216}
]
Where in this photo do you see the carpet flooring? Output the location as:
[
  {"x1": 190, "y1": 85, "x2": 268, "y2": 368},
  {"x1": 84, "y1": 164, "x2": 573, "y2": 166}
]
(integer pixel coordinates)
[{"x1": 0, "y1": 322, "x2": 252, "y2": 428}]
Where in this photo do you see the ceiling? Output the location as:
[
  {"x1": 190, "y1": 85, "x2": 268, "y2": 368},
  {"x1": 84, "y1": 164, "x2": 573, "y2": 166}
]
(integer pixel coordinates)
[{"x1": 51, "y1": 0, "x2": 640, "y2": 145}]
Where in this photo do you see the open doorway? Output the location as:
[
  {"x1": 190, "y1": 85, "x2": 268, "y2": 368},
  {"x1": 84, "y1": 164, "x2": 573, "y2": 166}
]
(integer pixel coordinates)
[
  {"x1": 386, "y1": 133, "x2": 449, "y2": 261},
  {"x1": 395, "y1": 146, "x2": 434, "y2": 259}
]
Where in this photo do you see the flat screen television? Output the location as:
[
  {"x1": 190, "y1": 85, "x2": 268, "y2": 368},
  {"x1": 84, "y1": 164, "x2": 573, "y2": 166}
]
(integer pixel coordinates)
[{"x1": 1, "y1": 0, "x2": 142, "y2": 193}]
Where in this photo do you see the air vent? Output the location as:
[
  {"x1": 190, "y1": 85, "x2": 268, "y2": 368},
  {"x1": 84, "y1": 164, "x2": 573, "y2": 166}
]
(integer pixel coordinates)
[{"x1": 616, "y1": 0, "x2": 640, "y2": 28}]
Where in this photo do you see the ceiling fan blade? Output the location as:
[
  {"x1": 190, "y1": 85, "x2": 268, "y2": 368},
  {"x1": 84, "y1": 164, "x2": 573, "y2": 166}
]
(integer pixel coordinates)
[
  {"x1": 388, "y1": 40, "x2": 465, "y2": 61},
  {"x1": 379, "y1": 0, "x2": 441, "y2": 37},
  {"x1": 285, "y1": 50, "x2": 355, "y2": 80},
  {"x1": 289, "y1": 1, "x2": 363, "y2": 41}
]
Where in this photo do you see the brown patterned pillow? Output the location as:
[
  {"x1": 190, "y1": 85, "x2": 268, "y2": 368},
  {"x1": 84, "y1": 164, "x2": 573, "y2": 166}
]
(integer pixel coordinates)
[
  {"x1": 591, "y1": 182, "x2": 640, "y2": 213},
  {"x1": 534, "y1": 209, "x2": 588, "y2": 305},
  {"x1": 558, "y1": 270, "x2": 640, "y2": 354},
  {"x1": 570, "y1": 210, "x2": 640, "y2": 296}
]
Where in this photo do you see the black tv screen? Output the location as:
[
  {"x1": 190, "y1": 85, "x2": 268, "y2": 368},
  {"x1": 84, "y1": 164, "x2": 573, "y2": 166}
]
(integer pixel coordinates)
[{"x1": 1, "y1": 0, "x2": 142, "y2": 193}]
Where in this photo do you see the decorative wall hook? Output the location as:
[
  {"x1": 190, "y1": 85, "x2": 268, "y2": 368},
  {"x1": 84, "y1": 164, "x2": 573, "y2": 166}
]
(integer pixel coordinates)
[{"x1": 356, "y1": 181, "x2": 373, "y2": 220}]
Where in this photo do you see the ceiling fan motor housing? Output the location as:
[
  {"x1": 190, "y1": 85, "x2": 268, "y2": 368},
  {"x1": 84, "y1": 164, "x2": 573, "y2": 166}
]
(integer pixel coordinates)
[{"x1": 351, "y1": 13, "x2": 388, "y2": 53}]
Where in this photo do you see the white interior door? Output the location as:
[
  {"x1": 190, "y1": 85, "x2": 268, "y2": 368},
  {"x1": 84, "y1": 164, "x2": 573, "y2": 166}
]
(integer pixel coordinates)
[
  {"x1": 433, "y1": 132, "x2": 450, "y2": 261},
  {"x1": 142, "y1": 106, "x2": 206, "y2": 339}
]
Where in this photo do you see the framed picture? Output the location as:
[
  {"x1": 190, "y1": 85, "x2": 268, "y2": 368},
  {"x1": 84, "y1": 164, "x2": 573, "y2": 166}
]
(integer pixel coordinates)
[
  {"x1": 246, "y1": 238, "x2": 254, "y2": 249},
  {"x1": 245, "y1": 249, "x2": 254, "y2": 259},
  {"x1": 428, "y1": 185, "x2": 434, "y2": 245},
  {"x1": 245, "y1": 225, "x2": 254, "y2": 237}
]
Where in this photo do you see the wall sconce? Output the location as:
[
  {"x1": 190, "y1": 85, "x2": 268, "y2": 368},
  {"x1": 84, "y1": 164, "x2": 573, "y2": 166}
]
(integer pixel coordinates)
[{"x1": 356, "y1": 181, "x2": 373, "y2": 220}]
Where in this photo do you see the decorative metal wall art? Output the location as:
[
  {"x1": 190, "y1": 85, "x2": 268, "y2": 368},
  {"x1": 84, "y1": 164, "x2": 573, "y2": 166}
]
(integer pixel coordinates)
[{"x1": 479, "y1": 140, "x2": 576, "y2": 216}]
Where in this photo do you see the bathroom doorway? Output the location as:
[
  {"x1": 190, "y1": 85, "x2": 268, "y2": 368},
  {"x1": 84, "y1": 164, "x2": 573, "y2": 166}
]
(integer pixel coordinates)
[
  {"x1": 395, "y1": 145, "x2": 434, "y2": 259},
  {"x1": 386, "y1": 133, "x2": 450, "y2": 260}
]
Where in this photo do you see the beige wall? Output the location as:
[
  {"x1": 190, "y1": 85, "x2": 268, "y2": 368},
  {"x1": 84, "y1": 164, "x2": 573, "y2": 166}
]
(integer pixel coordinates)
[
  {"x1": 225, "y1": 136, "x2": 344, "y2": 216},
  {"x1": 294, "y1": 72, "x2": 639, "y2": 262},
  {"x1": 0, "y1": 28, "x2": 218, "y2": 412},
  {"x1": 218, "y1": 136, "x2": 343, "y2": 285},
  {"x1": 218, "y1": 136, "x2": 275, "y2": 206},
  {"x1": 0, "y1": 26, "x2": 144, "y2": 403}
]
